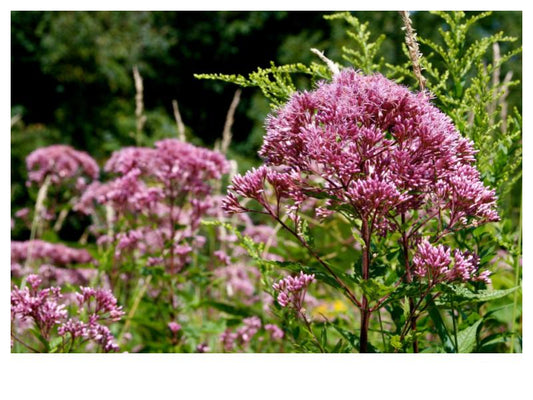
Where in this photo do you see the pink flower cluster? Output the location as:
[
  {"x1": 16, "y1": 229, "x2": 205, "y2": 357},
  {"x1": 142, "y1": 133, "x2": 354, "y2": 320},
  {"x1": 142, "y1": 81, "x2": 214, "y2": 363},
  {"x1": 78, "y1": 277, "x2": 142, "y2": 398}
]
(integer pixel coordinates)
[
  {"x1": 168, "y1": 321, "x2": 182, "y2": 334},
  {"x1": 26, "y1": 145, "x2": 99, "y2": 187},
  {"x1": 75, "y1": 287, "x2": 125, "y2": 322},
  {"x1": 272, "y1": 271, "x2": 315, "y2": 311},
  {"x1": 220, "y1": 316, "x2": 262, "y2": 352},
  {"x1": 11, "y1": 275, "x2": 67, "y2": 339},
  {"x1": 413, "y1": 239, "x2": 491, "y2": 284},
  {"x1": 75, "y1": 170, "x2": 163, "y2": 215},
  {"x1": 265, "y1": 323, "x2": 284, "y2": 340},
  {"x1": 35, "y1": 264, "x2": 97, "y2": 287},
  {"x1": 58, "y1": 286, "x2": 124, "y2": 352},
  {"x1": 74, "y1": 139, "x2": 230, "y2": 274},
  {"x1": 11, "y1": 240, "x2": 94, "y2": 266},
  {"x1": 215, "y1": 262, "x2": 260, "y2": 302},
  {"x1": 11, "y1": 276, "x2": 124, "y2": 352},
  {"x1": 104, "y1": 140, "x2": 229, "y2": 197},
  {"x1": 223, "y1": 69, "x2": 499, "y2": 232}
]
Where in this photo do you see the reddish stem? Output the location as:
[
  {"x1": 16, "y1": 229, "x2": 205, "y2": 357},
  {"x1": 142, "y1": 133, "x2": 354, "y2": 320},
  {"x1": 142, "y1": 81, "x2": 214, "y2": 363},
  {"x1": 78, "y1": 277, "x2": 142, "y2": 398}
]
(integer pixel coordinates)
[{"x1": 359, "y1": 218, "x2": 371, "y2": 353}]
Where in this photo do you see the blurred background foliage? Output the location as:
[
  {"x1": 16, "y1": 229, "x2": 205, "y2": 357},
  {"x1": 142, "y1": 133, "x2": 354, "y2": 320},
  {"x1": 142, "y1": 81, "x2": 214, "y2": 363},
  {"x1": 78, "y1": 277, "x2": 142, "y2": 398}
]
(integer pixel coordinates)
[{"x1": 11, "y1": 11, "x2": 522, "y2": 240}]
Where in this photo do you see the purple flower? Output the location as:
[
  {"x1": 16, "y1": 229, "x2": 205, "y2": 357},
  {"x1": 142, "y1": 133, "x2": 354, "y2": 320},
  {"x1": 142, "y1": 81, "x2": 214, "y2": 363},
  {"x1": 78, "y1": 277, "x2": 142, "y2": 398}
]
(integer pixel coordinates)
[
  {"x1": 265, "y1": 323, "x2": 284, "y2": 340},
  {"x1": 215, "y1": 263, "x2": 259, "y2": 300},
  {"x1": 220, "y1": 329, "x2": 238, "y2": 352},
  {"x1": 11, "y1": 275, "x2": 67, "y2": 339},
  {"x1": 413, "y1": 239, "x2": 452, "y2": 281},
  {"x1": 225, "y1": 69, "x2": 498, "y2": 234},
  {"x1": 273, "y1": 271, "x2": 315, "y2": 312},
  {"x1": 75, "y1": 287, "x2": 125, "y2": 322},
  {"x1": 214, "y1": 250, "x2": 231, "y2": 266},
  {"x1": 11, "y1": 240, "x2": 94, "y2": 266},
  {"x1": 236, "y1": 316, "x2": 262, "y2": 345},
  {"x1": 168, "y1": 322, "x2": 182, "y2": 334},
  {"x1": 12, "y1": 275, "x2": 124, "y2": 352},
  {"x1": 26, "y1": 145, "x2": 99, "y2": 187},
  {"x1": 77, "y1": 139, "x2": 231, "y2": 276},
  {"x1": 220, "y1": 316, "x2": 262, "y2": 352},
  {"x1": 196, "y1": 343, "x2": 210, "y2": 353},
  {"x1": 413, "y1": 239, "x2": 490, "y2": 284},
  {"x1": 36, "y1": 264, "x2": 97, "y2": 287}
]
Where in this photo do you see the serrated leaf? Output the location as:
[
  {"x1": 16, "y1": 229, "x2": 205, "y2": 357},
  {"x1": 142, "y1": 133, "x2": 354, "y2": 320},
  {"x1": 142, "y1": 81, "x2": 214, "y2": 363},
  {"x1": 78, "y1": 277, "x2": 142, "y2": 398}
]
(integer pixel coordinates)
[
  {"x1": 438, "y1": 286, "x2": 519, "y2": 305},
  {"x1": 457, "y1": 319, "x2": 483, "y2": 353}
]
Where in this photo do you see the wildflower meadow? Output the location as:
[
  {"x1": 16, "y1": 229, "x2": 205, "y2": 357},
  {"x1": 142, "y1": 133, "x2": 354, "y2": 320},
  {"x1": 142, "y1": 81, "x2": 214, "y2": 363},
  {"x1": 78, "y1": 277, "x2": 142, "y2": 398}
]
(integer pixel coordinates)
[{"x1": 10, "y1": 10, "x2": 522, "y2": 360}]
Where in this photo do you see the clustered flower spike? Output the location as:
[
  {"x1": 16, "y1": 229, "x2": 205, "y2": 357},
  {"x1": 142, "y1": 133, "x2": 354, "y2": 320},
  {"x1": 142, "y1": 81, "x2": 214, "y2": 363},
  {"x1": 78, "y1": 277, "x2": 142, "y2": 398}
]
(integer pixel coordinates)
[
  {"x1": 74, "y1": 139, "x2": 230, "y2": 275},
  {"x1": 75, "y1": 287, "x2": 125, "y2": 322},
  {"x1": 220, "y1": 316, "x2": 262, "y2": 352},
  {"x1": 265, "y1": 323, "x2": 284, "y2": 340},
  {"x1": 57, "y1": 286, "x2": 124, "y2": 352},
  {"x1": 224, "y1": 69, "x2": 499, "y2": 232},
  {"x1": 11, "y1": 274, "x2": 67, "y2": 339},
  {"x1": 223, "y1": 69, "x2": 498, "y2": 284},
  {"x1": 413, "y1": 239, "x2": 491, "y2": 284},
  {"x1": 272, "y1": 271, "x2": 315, "y2": 312},
  {"x1": 11, "y1": 240, "x2": 94, "y2": 266},
  {"x1": 11, "y1": 277, "x2": 124, "y2": 352},
  {"x1": 104, "y1": 139, "x2": 230, "y2": 197},
  {"x1": 26, "y1": 145, "x2": 99, "y2": 187}
]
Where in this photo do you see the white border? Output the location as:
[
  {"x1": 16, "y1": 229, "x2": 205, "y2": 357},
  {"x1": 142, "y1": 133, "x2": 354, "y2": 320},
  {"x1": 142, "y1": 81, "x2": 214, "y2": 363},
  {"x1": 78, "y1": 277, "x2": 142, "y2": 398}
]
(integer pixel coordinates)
[{"x1": 2, "y1": 3, "x2": 529, "y2": 399}]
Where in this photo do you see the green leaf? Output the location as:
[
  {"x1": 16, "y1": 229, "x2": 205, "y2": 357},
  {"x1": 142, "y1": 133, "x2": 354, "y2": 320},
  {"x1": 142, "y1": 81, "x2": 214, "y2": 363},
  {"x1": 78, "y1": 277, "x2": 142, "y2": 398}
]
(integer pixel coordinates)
[
  {"x1": 438, "y1": 286, "x2": 519, "y2": 305},
  {"x1": 48, "y1": 337, "x2": 63, "y2": 353},
  {"x1": 478, "y1": 332, "x2": 514, "y2": 352},
  {"x1": 299, "y1": 219, "x2": 314, "y2": 247},
  {"x1": 329, "y1": 323, "x2": 377, "y2": 353},
  {"x1": 390, "y1": 335, "x2": 403, "y2": 351},
  {"x1": 427, "y1": 297, "x2": 455, "y2": 353},
  {"x1": 320, "y1": 324, "x2": 328, "y2": 349},
  {"x1": 201, "y1": 300, "x2": 253, "y2": 318},
  {"x1": 332, "y1": 338, "x2": 344, "y2": 353},
  {"x1": 457, "y1": 319, "x2": 483, "y2": 353},
  {"x1": 266, "y1": 259, "x2": 356, "y2": 292},
  {"x1": 401, "y1": 296, "x2": 410, "y2": 321},
  {"x1": 359, "y1": 278, "x2": 397, "y2": 302},
  {"x1": 330, "y1": 324, "x2": 358, "y2": 350}
]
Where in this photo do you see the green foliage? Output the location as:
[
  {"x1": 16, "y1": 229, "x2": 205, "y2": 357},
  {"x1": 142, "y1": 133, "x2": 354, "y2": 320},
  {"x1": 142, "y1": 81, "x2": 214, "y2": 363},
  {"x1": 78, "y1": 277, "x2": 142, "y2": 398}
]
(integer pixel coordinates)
[
  {"x1": 438, "y1": 285, "x2": 519, "y2": 305},
  {"x1": 457, "y1": 318, "x2": 483, "y2": 353},
  {"x1": 11, "y1": 11, "x2": 522, "y2": 354},
  {"x1": 324, "y1": 12, "x2": 385, "y2": 73},
  {"x1": 37, "y1": 11, "x2": 176, "y2": 91},
  {"x1": 388, "y1": 11, "x2": 522, "y2": 213},
  {"x1": 195, "y1": 61, "x2": 331, "y2": 107}
]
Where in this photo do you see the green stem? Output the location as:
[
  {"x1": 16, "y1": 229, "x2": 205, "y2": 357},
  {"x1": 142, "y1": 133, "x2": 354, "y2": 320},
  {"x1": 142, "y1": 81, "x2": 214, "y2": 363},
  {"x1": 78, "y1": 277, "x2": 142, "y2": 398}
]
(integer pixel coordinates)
[
  {"x1": 117, "y1": 275, "x2": 152, "y2": 345},
  {"x1": 300, "y1": 312, "x2": 325, "y2": 353},
  {"x1": 359, "y1": 218, "x2": 371, "y2": 353},
  {"x1": 11, "y1": 332, "x2": 40, "y2": 353}
]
